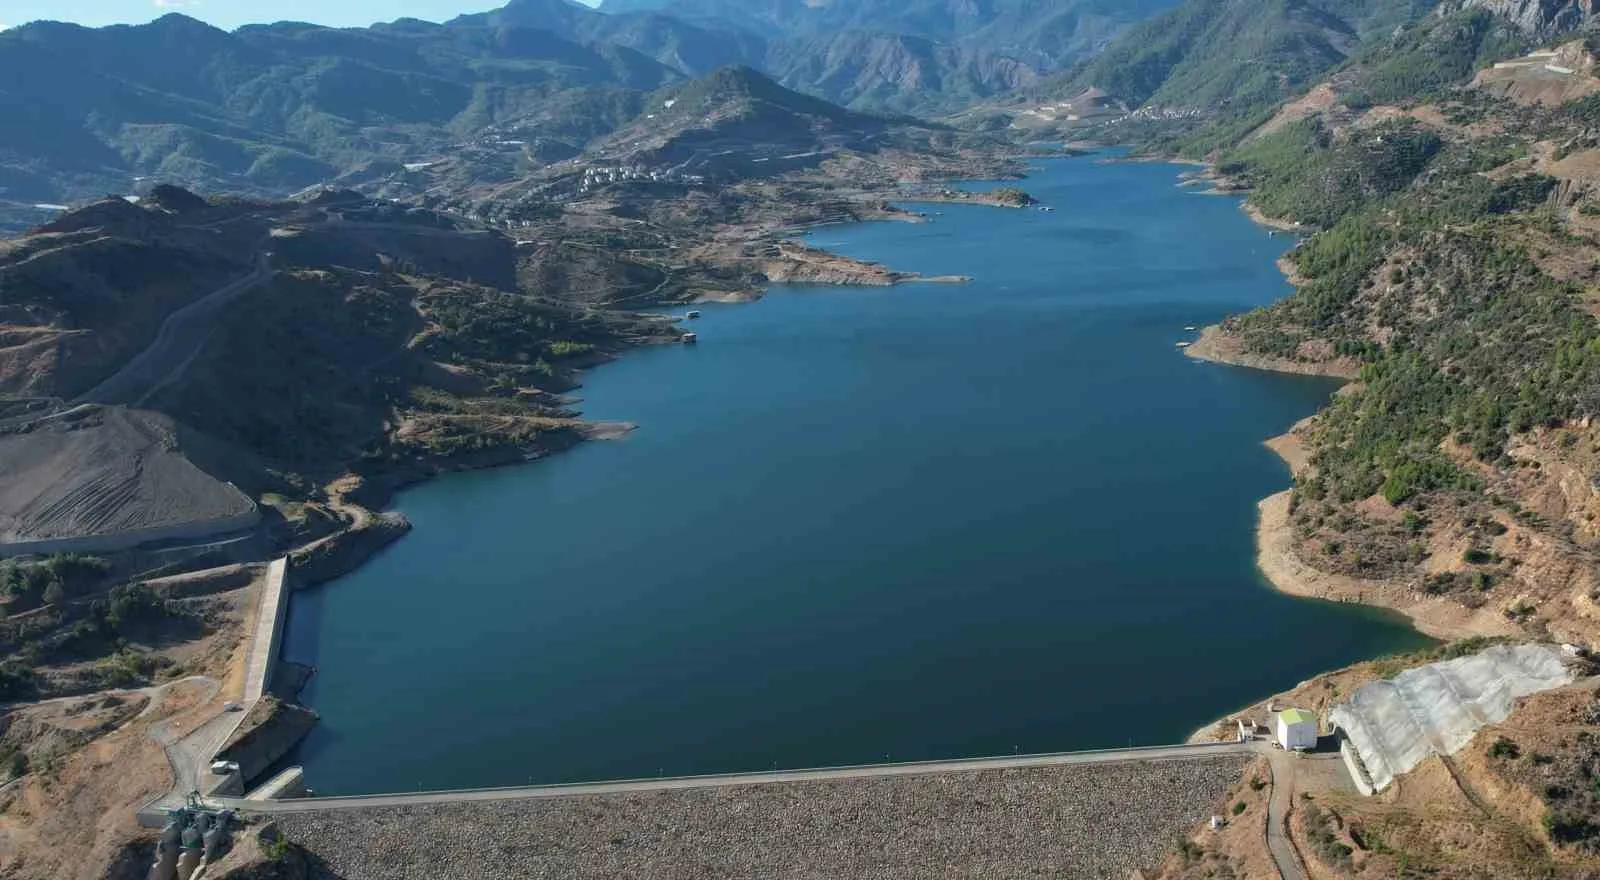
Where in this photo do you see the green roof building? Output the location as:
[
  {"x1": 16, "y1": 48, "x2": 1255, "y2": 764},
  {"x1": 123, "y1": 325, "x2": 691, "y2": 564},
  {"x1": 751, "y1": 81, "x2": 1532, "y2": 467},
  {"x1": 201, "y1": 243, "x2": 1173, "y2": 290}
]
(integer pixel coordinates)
[{"x1": 1277, "y1": 708, "x2": 1318, "y2": 750}]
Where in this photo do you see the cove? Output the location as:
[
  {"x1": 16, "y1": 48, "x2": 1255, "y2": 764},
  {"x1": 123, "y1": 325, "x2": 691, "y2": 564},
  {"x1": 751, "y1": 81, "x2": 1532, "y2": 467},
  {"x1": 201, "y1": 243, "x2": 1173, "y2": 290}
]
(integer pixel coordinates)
[{"x1": 283, "y1": 155, "x2": 1430, "y2": 795}]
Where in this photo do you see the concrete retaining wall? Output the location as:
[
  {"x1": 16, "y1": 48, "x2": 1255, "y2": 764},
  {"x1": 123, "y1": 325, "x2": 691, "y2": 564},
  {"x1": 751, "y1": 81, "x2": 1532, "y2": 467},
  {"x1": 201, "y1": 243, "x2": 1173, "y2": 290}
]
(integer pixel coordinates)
[
  {"x1": 0, "y1": 503, "x2": 260, "y2": 559},
  {"x1": 1340, "y1": 740, "x2": 1376, "y2": 797},
  {"x1": 217, "y1": 699, "x2": 318, "y2": 785},
  {"x1": 244, "y1": 558, "x2": 290, "y2": 703},
  {"x1": 248, "y1": 766, "x2": 309, "y2": 801}
]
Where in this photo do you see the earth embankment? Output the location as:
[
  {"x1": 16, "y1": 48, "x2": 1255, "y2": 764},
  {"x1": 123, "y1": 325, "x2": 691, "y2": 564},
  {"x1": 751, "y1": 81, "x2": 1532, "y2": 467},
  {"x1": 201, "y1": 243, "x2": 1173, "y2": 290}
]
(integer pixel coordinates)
[
  {"x1": 0, "y1": 406, "x2": 257, "y2": 555},
  {"x1": 270, "y1": 755, "x2": 1251, "y2": 879}
]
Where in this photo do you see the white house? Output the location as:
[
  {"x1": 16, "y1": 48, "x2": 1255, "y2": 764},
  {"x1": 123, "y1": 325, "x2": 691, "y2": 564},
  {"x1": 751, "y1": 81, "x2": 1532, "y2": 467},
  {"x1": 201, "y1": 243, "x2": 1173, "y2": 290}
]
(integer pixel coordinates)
[{"x1": 1277, "y1": 708, "x2": 1318, "y2": 751}]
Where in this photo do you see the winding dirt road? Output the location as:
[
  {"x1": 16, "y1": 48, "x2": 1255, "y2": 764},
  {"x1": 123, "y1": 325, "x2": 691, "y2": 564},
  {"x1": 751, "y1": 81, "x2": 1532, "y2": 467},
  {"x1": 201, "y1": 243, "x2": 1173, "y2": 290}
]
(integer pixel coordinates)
[{"x1": 73, "y1": 251, "x2": 271, "y2": 407}]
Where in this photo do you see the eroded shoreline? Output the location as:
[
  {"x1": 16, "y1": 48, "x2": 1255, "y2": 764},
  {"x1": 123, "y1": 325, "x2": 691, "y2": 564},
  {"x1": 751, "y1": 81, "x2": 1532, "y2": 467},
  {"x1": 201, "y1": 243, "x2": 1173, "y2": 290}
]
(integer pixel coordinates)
[{"x1": 1175, "y1": 191, "x2": 1549, "y2": 743}]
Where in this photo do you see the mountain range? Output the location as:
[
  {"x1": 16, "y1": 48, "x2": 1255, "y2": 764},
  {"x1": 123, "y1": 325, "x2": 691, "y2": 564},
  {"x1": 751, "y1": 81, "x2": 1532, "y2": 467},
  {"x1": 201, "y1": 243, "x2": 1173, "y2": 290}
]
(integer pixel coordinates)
[
  {"x1": 452, "y1": 0, "x2": 1183, "y2": 106},
  {"x1": 0, "y1": 0, "x2": 1173, "y2": 227},
  {"x1": 3, "y1": 0, "x2": 1600, "y2": 232},
  {"x1": 0, "y1": 12, "x2": 681, "y2": 213},
  {"x1": 595, "y1": 0, "x2": 1178, "y2": 68}
]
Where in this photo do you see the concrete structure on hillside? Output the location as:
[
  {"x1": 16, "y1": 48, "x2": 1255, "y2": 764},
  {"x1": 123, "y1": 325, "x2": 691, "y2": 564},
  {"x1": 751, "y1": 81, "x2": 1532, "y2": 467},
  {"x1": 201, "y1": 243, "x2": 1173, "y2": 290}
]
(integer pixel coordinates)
[
  {"x1": 1331, "y1": 643, "x2": 1577, "y2": 793},
  {"x1": 147, "y1": 801, "x2": 235, "y2": 880},
  {"x1": 1276, "y1": 708, "x2": 1317, "y2": 751}
]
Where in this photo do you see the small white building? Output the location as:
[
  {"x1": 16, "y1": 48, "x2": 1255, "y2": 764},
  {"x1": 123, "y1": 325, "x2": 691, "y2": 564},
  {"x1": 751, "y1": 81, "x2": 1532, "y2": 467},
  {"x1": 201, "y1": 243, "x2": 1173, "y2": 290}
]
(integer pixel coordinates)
[{"x1": 1277, "y1": 708, "x2": 1318, "y2": 751}]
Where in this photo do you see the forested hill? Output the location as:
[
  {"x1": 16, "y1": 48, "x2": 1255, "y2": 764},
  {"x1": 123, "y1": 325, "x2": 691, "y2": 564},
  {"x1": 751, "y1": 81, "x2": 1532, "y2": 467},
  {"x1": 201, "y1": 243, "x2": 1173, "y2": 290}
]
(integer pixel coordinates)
[
  {"x1": 1090, "y1": 4, "x2": 1600, "y2": 872},
  {"x1": 0, "y1": 0, "x2": 1188, "y2": 230},
  {"x1": 1063, "y1": 0, "x2": 1440, "y2": 111},
  {"x1": 456, "y1": 0, "x2": 1178, "y2": 111},
  {"x1": 595, "y1": 0, "x2": 1179, "y2": 69},
  {"x1": 0, "y1": 13, "x2": 682, "y2": 217},
  {"x1": 1166, "y1": 0, "x2": 1600, "y2": 726}
]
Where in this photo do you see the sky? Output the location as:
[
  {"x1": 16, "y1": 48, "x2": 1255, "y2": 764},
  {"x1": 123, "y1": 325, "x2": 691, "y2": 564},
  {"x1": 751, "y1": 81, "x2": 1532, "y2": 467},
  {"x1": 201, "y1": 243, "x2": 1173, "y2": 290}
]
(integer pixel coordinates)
[{"x1": 0, "y1": 0, "x2": 601, "y2": 31}]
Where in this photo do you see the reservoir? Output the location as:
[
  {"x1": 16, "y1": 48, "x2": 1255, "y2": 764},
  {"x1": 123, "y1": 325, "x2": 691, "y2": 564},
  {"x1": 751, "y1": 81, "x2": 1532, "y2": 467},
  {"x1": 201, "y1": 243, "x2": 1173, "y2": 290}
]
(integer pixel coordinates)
[{"x1": 283, "y1": 155, "x2": 1429, "y2": 795}]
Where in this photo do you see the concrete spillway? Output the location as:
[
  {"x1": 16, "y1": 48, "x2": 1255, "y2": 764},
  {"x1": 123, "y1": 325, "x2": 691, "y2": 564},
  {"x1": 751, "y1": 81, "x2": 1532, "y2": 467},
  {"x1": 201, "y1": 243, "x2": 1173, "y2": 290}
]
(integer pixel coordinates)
[
  {"x1": 1331, "y1": 644, "x2": 1575, "y2": 792},
  {"x1": 147, "y1": 806, "x2": 234, "y2": 880}
]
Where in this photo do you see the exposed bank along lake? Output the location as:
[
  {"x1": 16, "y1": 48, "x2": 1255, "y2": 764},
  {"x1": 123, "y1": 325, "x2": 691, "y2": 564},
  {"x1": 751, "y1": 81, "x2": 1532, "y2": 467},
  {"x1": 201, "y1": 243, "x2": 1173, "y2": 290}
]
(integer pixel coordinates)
[{"x1": 283, "y1": 155, "x2": 1429, "y2": 795}]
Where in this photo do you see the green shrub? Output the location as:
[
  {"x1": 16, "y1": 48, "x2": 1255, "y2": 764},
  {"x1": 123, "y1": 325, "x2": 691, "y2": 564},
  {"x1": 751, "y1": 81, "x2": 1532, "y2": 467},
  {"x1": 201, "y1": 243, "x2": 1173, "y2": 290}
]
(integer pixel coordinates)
[
  {"x1": 1304, "y1": 804, "x2": 1354, "y2": 868},
  {"x1": 990, "y1": 187, "x2": 1035, "y2": 207},
  {"x1": 1, "y1": 555, "x2": 108, "y2": 606},
  {"x1": 0, "y1": 661, "x2": 36, "y2": 701},
  {"x1": 91, "y1": 651, "x2": 166, "y2": 688},
  {"x1": 545, "y1": 341, "x2": 596, "y2": 359},
  {"x1": 1545, "y1": 810, "x2": 1600, "y2": 849}
]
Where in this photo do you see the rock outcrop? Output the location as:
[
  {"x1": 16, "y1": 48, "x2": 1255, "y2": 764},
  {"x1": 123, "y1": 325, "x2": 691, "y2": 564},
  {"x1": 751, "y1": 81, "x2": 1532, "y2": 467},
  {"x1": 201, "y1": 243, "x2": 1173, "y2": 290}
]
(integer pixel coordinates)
[
  {"x1": 215, "y1": 697, "x2": 318, "y2": 787},
  {"x1": 1443, "y1": 0, "x2": 1599, "y2": 38}
]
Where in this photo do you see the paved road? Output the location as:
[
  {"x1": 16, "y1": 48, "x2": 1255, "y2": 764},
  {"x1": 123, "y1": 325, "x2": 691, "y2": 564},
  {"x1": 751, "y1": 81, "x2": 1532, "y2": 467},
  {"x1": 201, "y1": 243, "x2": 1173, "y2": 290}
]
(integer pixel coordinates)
[
  {"x1": 147, "y1": 677, "x2": 225, "y2": 804},
  {"x1": 153, "y1": 708, "x2": 243, "y2": 811},
  {"x1": 73, "y1": 251, "x2": 271, "y2": 407},
  {"x1": 222, "y1": 741, "x2": 1262, "y2": 814},
  {"x1": 145, "y1": 562, "x2": 288, "y2": 815},
  {"x1": 1264, "y1": 749, "x2": 1308, "y2": 880}
]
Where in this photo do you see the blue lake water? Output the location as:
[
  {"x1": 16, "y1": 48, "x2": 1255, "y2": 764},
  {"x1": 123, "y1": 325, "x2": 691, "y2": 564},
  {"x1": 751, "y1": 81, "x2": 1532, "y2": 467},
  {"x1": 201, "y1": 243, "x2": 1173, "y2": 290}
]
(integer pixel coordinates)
[{"x1": 283, "y1": 155, "x2": 1429, "y2": 795}]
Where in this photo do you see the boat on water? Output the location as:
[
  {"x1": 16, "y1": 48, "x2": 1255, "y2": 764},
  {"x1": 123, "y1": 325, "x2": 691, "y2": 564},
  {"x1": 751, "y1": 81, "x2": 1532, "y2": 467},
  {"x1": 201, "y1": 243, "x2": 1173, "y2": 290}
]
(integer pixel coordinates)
[
  {"x1": 681, "y1": 332, "x2": 699, "y2": 345},
  {"x1": 1184, "y1": 325, "x2": 1198, "y2": 331},
  {"x1": 1175, "y1": 341, "x2": 1192, "y2": 348},
  {"x1": 685, "y1": 310, "x2": 703, "y2": 320},
  {"x1": 1038, "y1": 206, "x2": 1055, "y2": 213}
]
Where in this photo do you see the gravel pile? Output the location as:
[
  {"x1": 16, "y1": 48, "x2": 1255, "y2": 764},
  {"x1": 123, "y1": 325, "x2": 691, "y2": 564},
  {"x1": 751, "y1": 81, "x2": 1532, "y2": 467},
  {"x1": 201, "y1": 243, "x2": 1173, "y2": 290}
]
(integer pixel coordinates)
[
  {"x1": 273, "y1": 756, "x2": 1249, "y2": 879},
  {"x1": 0, "y1": 406, "x2": 253, "y2": 542}
]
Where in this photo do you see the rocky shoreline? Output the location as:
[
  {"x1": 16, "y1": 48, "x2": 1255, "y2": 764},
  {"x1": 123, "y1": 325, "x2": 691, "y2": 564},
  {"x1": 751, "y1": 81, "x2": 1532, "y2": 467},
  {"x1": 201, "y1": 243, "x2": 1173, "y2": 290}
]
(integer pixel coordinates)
[
  {"x1": 1174, "y1": 195, "x2": 1435, "y2": 744},
  {"x1": 1254, "y1": 484, "x2": 1515, "y2": 644},
  {"x1": 1183, "y1": 221, "x2": 1517, "y2": 643},
  {"x1": 1183, "y1": 325, "x2": 1361, "y2": 379},
  {"x1": 758, "y1": 240, "x2": 970, "y2": 287},
  {"x1": 1175, "y1": 190, "x2": 1554, "y2": 744}
]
